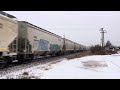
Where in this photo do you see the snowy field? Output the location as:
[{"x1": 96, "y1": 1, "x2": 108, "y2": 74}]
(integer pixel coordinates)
[{"x1": 1, "y1": 54, "x2": 120, "y2": 79}]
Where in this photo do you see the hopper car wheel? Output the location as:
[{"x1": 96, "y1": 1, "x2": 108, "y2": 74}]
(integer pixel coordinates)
[{"x1": 0, "y1": 59, "x2": 8, "y2": 69}]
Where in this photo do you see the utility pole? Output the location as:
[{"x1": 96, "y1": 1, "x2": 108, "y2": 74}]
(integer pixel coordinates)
[{"x1": 99, "y1": 28, "x2": 107, "y2": 48}]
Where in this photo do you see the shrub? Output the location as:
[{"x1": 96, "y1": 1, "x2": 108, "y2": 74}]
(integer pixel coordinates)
[
  {"x1": 22, "y1": 72, "x2": 29, "y2": 75},
  {"x1": 90, "y1": 45, "x2": 106, "y2": 55}
]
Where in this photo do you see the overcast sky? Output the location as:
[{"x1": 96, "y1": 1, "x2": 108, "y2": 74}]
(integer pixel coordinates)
[{"x1": 4, "y1": 11, "x2": 120, "y2": 46}]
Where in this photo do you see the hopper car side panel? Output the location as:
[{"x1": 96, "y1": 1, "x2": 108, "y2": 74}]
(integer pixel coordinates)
[
  {"x1": 19, "y1": 21, "x2": 63, "y2": 56},
  {"x1": 0, "y1": 15, "x2": 18, "y2": 53},
  {"x1": 64, "y1": 39, "x2": 75, "y2": 54},
  {"x1": 74, "y1": 43, "x2": 80, "y2": 52},
  {"x1": 0, "y1": 13, "x2": 18, "y2": 68}
]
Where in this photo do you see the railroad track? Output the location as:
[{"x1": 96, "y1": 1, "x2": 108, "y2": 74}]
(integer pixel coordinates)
[{"x1": 0, "y1": 51, "x2": 91, "y2": 77}]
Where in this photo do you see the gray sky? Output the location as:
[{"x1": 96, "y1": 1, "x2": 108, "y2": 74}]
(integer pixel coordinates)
[{"x1": 4, "y1": 11, "x2": 120, "y2": 46}]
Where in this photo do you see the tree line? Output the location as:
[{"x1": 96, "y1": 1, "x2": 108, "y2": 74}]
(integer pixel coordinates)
[{"x1": 90, "y1": 40, "x2": 120, "y2": 55}]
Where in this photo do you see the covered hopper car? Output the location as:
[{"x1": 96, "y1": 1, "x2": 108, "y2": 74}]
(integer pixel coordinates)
[
  {"x1": 18, "y1": 21, "x2": 64, "y2": 58},
  {"x1": 0, "y1": 12, "x2": 86, "y2": 68}
]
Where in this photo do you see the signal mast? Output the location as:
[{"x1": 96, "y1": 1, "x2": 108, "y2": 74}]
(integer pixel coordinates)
[{"x1": 99, "y1": 28, "x2": 107, "y2": 48}]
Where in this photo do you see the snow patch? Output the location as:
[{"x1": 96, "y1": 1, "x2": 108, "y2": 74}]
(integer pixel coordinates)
[{"x1": 1, "y1": 54, "x2": 120, "y2": 79}]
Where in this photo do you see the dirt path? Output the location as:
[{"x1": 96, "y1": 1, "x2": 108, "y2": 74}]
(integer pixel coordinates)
[{"x1": 66, "y1": 51, "x2": 92, "y2": 60}]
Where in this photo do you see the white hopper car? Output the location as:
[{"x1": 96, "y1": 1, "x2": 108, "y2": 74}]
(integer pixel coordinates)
[{"x1": 0, "y1": 11, "x2": 86, "y2": 68}]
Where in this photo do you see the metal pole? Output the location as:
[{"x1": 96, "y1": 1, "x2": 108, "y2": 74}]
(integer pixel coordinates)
[
  {"x1": 100, "y1": 28, "x2": 107, "y2": 48},
  {"x1": 101, "y1": 28, "x2": 104, "y2": 47},
  {"x1": 63, "y1": 35, "x2": 66, "y2": 52}
]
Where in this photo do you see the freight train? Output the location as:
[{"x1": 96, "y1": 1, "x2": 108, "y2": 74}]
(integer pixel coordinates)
[{"x1": 0, "y1": 11, "x2": 86, "y2": 68}]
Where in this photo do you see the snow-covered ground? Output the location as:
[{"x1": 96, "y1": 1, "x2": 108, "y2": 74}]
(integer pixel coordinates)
[{"x1": 1, "y1": 54, "x2": 120, "y2": 79}]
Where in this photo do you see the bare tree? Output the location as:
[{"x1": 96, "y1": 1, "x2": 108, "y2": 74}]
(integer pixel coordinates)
[{"x1": 106, "y1": 40, "x2": 112, "y2": 48}]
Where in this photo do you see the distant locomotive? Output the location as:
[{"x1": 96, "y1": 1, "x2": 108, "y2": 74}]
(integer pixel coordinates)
[{"x1": 0, "y1": 11, "x2": 86, "y2": 68}]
